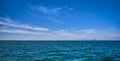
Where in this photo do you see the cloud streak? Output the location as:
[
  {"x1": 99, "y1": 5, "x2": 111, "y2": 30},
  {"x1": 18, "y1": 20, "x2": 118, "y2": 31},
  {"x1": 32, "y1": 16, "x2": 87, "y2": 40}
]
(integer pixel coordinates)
[
  {"x1": 0, "y1": 29, "x2": 46, "y2": 35},
  {"x1": 30, "y1": 5, "x2": 60, "y2": 23},
  {"x1": 0, "y1": 17, "x2": 120, "y2": 40},
  {"x1": 30, "y1": 5, "x2": 73, "y2": 23},
  {"x1": 82, "y1": 29, "x2": 96, "y2": 34},
  {"x1": 0, "y1": 28, "x2": 120, "y2": 40},
  {"x1": 0, "y1": 17, "x2": 48, "y2": 31}
]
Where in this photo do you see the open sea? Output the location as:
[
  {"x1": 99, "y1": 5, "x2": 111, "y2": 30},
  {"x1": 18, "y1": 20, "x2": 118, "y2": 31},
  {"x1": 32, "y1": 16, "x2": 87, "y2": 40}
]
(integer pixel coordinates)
[{"x1": 0, "y1": 40, "x2": 120, "y2": 61}]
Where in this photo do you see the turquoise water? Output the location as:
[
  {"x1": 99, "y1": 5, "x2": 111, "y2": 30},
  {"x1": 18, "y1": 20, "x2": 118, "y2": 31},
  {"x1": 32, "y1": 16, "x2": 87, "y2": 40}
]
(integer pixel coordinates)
[{"x1": 0, "y1": 41, "x2": 120, "y2": 61}]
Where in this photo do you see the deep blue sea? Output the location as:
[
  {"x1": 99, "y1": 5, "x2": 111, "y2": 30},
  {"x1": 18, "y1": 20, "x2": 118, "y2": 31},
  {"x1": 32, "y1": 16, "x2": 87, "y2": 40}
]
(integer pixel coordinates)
[{"x1": 0, "y1": 40, "x2": 120, "y2": 61}]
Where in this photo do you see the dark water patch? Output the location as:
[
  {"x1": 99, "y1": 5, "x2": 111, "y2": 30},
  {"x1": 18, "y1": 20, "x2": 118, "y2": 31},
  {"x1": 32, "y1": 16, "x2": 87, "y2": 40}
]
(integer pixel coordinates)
[{"x1": 102, "y1": 57, "x2": 114, "y2": 61}]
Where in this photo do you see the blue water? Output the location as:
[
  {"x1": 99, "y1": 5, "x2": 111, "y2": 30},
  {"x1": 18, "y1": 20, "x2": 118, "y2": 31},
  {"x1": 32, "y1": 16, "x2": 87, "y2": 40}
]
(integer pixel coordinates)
[{"x1": 0, "y1": 41, "x2": 120, "y2": 61}]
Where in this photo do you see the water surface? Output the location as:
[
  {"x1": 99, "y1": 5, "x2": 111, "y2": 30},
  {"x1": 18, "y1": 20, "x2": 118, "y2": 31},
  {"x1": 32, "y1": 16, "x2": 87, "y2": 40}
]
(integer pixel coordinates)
[{"x1": 0, "y1": 40, "x2": 120, "y2": 61}]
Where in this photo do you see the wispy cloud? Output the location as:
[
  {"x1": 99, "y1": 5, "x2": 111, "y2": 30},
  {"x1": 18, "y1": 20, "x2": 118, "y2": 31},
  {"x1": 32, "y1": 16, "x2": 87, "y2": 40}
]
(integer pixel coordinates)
[
  {"x1": 0, "y1": 29, "x2": 46, "y2": 35},
  {"x1": 30, "y1": 5, "x2": 60, "y2": 23},
  {"x1": 53, "y1": 30, "x2": 75, "y2": 37},
  {"x1": 0, "y1": 17, "x2": 48, "y2": 31},
  {"x1": 82, "y1": 29, "x2": 96, "y2": 34},
  {"x1": 0, "y1": 28, "x2": 120, "y2": 40},
  {"x1": 0, "y1": 16, "x2": 120, "y2": 40},
  {"x1": 108, "y1": 33, "x2": 120, "y2": 40},
  {"x1": 37, "y1": 6, "x2": 64, "y2": 16},
  {"x1": 110, "y1": 34, "x2": 119, "y2": 37},
  {"x1": 30, "y1": 5, "x2": 73, "y2": 23}
]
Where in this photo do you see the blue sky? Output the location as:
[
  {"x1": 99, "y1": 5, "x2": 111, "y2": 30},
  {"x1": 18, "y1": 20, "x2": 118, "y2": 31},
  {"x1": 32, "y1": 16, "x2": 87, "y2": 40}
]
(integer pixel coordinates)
[{"x1": 0, "y1": 0, "x2": 120, "y2": 40}]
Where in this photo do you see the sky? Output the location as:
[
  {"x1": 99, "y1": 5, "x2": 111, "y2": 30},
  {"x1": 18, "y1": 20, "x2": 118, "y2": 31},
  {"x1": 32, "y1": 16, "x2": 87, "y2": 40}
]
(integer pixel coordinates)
[{"x1": 0, "y1": 0, "x2": 120, "y2": 40}]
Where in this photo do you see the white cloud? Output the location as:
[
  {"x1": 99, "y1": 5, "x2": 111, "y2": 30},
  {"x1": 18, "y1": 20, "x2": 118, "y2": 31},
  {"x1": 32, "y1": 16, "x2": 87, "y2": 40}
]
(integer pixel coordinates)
[
  {"x1": 0, "y1": 28, "x2": 120, "y2": 40},
  {"x1": 30, "y1": 5, "x2": 60, "y2": 23},
  {"x1": 0, "y1": 17, "x2": 120, "y2": 40},
  {"x1": 109, "y1": 34, "x2": 120, "y2": 38},
  {"x1": 53, "y1": 30, "x2": 73, "y2": 36},
  {"x1": 0, "y1": 29, "x2": 46, "y2": 35},
  {"x1": 30, "y1": 5, "x2": 73, "y2": 23},
  {"x1": 50, "y1": 29, "x2": 108, "y2": 40},
  {"x1": 0, "y1": 17, "x2": 48, "y2": 31},
  {"x1": 49, "y1": 7, "x2": 63, "y2": 16},
  {"x1": 0, "y1": 16, "x2": 12, "y2": 22},
  {"x1": 35, "y1": 6, "x2": 63, "y2": 16},
  {"x1": 82, "y1": 29, "x2": 96, "y2": 34}
]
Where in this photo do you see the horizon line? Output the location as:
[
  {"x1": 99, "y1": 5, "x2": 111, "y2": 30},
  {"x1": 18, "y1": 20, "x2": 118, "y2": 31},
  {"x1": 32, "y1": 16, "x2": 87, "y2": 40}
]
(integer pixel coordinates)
[{"x1": 0, "y1": 40, "x2": 120, "y2": 41}]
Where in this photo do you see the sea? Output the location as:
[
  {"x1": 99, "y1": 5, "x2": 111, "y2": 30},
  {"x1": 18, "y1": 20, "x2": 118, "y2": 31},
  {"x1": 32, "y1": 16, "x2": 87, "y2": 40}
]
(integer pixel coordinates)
[{"x1": 0, "y1": 40, "x2": 120, "y2": 61}]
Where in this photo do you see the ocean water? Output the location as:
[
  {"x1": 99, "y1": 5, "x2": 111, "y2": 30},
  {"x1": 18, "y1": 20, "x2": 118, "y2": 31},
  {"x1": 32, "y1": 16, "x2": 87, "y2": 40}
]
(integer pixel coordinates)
[{"x1": 0, "y1": 41, "x2": 120, "y2": 61}]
